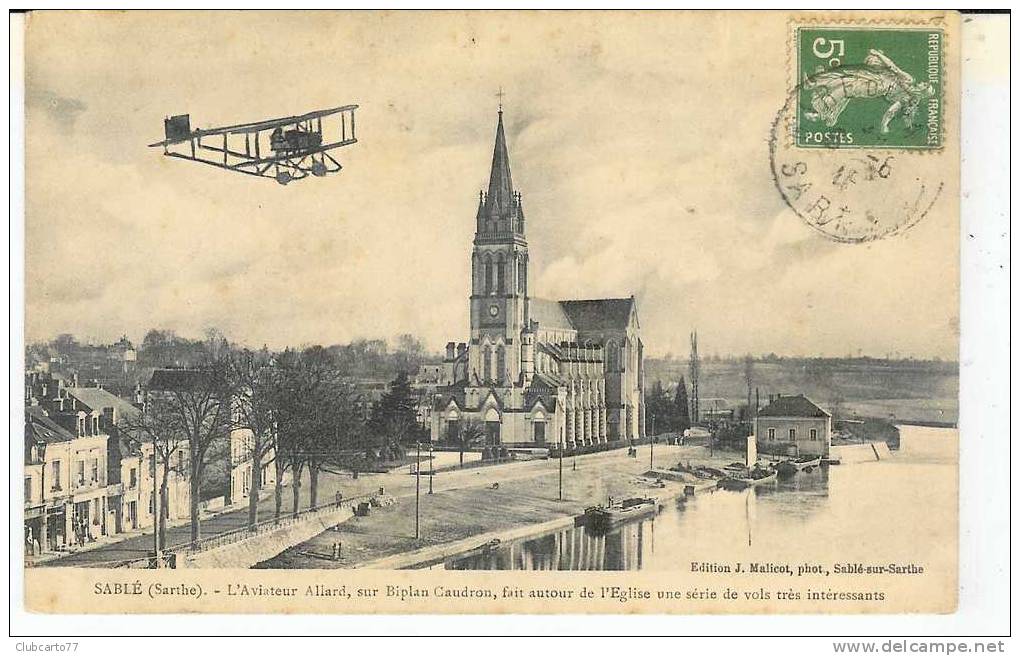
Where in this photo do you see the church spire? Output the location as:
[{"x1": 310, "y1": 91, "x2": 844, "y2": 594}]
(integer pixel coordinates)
[{"x1": 484, "y1": 110, "x2": 515, "y2": 218}]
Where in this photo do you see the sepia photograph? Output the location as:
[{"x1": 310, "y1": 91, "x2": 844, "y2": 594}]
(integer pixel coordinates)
[{"x1": 7, "y1": 5, "x2": 1011, "y2": 642}]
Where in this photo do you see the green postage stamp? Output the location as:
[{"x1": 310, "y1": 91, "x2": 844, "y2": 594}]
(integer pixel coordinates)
[{"x1": 796, "y1": 27, "x2": 944, "y2": 149}]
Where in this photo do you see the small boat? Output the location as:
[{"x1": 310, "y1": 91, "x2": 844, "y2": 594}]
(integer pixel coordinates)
[
  {"x1": 585, "y1": 497, "x2": 658, "y2": 531},
  {"x1": 482, "y1": 539, "x2": 501, "y2": 551},
  {"x1": 776, "y1": 455, "x2": 823, "y2": 476},
  {"x1": 718, "y1": 466, "x2": 778, "y2": 490}
]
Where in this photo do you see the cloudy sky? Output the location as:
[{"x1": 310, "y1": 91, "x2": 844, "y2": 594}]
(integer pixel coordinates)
[{"x1": 23, "y1": 11, "x2": 958, "y2": 359}]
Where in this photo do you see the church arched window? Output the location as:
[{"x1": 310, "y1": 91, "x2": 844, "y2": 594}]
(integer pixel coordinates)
[
  {"x1": 496, "y1": 345, "x2": 506, "y2": 383},
  {"x1": 483, "y1": 344, "x2": 493, "y2": 382},
  {"x1": 518, "y1": 258, "x2": 527, "y2": 294},
  {"x1": 606, "y1": 340, "x2": 619, "y2": 372},
  {"x1": 496, "y1": 255, "x2": 506, "y2": 294},
  {"x1": 484, "y1": 257, "x2": 493, "y2": 295}
]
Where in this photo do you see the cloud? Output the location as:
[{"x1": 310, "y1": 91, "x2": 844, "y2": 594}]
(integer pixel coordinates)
[{"x1": 26, "y1": 85, "x2": 86, "y2": 134}]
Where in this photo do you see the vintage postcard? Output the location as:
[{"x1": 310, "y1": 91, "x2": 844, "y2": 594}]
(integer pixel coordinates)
[{"x1": 18, "y1": 9, "x2": 963, "y2": 615}]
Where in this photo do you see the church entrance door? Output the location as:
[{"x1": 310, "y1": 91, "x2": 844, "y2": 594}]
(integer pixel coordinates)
[
  {"x1": 485, "y1": 421, "x2": 501, "y2": 445},
  {"x1": 533, "y1": 422, "x2": 546, "y2": 445}
]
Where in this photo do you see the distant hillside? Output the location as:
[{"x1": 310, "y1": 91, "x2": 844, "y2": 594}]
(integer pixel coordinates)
[{"x1": 645, "y1": 357, "x2": 958, "y2": 424}]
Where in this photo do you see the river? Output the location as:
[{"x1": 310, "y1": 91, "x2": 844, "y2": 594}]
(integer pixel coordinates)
[{"x1": 431, "y1": 426, "x2": 957, "y2": 571}]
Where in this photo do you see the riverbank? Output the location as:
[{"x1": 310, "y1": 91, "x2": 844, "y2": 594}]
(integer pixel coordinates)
[{"x1": 257, "y1": 444, "x2": 739, "y2": 570}]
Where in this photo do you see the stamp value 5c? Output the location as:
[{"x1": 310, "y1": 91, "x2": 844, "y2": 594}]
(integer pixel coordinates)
[{"x1": 797, "y1": 27, "x2": 944, "y2": 149}]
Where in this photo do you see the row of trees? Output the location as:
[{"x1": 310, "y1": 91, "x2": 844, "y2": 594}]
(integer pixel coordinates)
[
  {"x1": 645, "y1": 377, "x2": 692, "y2": 436},
  {"x1": 136, "y1": 330, "x2": 433, "y2": 377},
  {"x1": 119, "y1": 337, "x2": 427, "y2": 553}
]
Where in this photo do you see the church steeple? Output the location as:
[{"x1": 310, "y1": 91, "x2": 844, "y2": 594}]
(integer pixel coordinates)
[
  {"x1": 469, "y1": 107, "x2": 530, "y2": 387},
  {"x1": 477, "y1": 110, "x2": 525, "y2": 238},
  {"x1": 484, "y1": 110, "x2": 515, "y2": 218}
]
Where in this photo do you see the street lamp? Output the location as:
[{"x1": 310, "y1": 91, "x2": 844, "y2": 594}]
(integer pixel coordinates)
[
  {"x1": 414, "y1": 441, "x2": 421, "y2": 540},
  {"x1": 558, "y1": 428, "x2": 564, "y2": 501},
  {"x1": 650, "y1": 413, "x2": 656, "y2": 470},
  {"x1": 428, "y1": 440, "x2": 434, "y2": 495},
  {"x1": 150, "y1": 443, "x2": 161, "y2": 569}
]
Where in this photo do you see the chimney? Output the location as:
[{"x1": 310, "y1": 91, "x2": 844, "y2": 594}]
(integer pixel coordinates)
[{"x1": 102, "y1": 407, "x2": 116, "y2": 430}]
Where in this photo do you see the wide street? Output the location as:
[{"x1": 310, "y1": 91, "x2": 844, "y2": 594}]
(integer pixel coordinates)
[{"x1": 39, "y1": 442, "x2": 709, "y2": 567}]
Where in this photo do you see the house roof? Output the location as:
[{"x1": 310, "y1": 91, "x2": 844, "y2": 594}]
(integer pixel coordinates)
[
  {"x1": 559, "y1": 297, "x2": 636, "y2": 332},
  {"x1": 758, "y1": 395, "x2": 830, "y2": 418},
  {"x1": 25, "y1": 407, "x2": 75, "y2": 444},
  {"x1": 67, "y1": 387, "x2": 141, "y2": 422}
]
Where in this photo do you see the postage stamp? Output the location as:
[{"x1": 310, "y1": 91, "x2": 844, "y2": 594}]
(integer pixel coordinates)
[{"x1": 796, "y1": 27, "x2": 944, "y2": 149}]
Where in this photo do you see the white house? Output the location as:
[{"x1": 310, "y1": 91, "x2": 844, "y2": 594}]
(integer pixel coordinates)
[{"x1": 754, "y1": 394, "x2": 832, "y2": 457}]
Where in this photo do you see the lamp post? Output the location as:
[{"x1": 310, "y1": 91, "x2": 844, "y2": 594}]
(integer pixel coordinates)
[
  {"x1": 151, "y1": 443, "x2": 160, "y2": 568},
  {"x1": 428, "y1": 440, "x2": 434, "y2": 495},
  {"x1": 558, "y1": 428, "x2": 564, "y2": 501},
  {"x1": 650, "y1": 414, "x2": 656, "y2": 470},
  {"x1": 414, "y1": 441, "x2": 421, "y2": 540}
]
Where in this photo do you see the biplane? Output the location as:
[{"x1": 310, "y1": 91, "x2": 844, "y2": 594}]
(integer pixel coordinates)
[{"x1": 148, "y1": 105, "x2": 358, "y2": 185}]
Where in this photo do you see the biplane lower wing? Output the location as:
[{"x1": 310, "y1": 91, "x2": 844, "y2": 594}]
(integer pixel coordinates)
[{"x1": 148, "y1": 105, "x2": 358, "y2": 185}]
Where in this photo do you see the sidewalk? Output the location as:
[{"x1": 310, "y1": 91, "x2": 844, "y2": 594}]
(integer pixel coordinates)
[{"x1": 31, "y1": 494, "x2": 268, "y2": 567}]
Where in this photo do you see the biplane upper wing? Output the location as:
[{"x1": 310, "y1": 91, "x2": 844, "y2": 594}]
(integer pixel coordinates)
[{"x1": 148, "y1": 105, "x2": 359, "y2": 185}]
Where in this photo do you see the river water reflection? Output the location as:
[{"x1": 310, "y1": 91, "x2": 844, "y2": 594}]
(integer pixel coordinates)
[{"x1": 439, "y1": 426, "x2": 957, "y2": 572}]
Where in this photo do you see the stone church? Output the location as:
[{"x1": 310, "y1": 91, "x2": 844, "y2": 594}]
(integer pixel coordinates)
[{"x1": 431, "y1": 110, "x2": 645, "y2": 450}]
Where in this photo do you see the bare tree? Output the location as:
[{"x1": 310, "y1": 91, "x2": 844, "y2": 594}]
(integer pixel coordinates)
[
  {"x1": 147, "y1": 347, "x2": 233, "y2": 549},
  {"x1": 227, "y1": 348, "x2": 278, "y2": 529},
  {"x1": 272, "y1": 348, "x2": 333, "y2": 518},
  {"x1": 118, "y1": 399, "x2": 188, "y2": 551}
]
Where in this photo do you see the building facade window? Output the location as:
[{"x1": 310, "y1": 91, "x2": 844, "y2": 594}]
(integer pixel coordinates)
[
  {"x1": 25, "y1": 477, "x2": 32, "y2": 502},
  {"x1": 810, "y1": 428, "x2": 818, "y2": 441},
  {"x1": 76, "y1": 461, "x2": 86, "y2": 487},
  {"x1": 129, "y1": 467, "x2": 138, "y2": 489},
  {"x1": 533, "y1": 421, "x2": 546, "y2": 444},
  {"x1": 51, "y1": 460, "x2": 61, "y2": 491},
  {"x1": 767, "y1": 427, "x2": 776, "y2": 441},
  {"x1": 789, "y1": 428, "x2": 796, "y2": 440}
]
